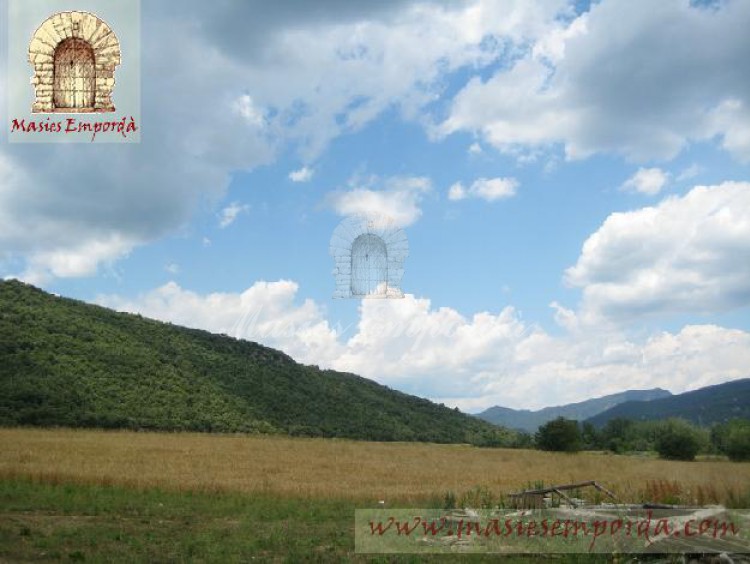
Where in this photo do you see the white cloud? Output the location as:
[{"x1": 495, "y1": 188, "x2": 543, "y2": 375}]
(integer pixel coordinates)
[
  {"x1": 165, "y1": 263, "x2": 180, "y2": 275},
  {"x1": 565, "y1": 181, "x2": 750, "y2": 322},
  {"x1": 448, "y1": 177, "x2": 518, "y2": 202},
  {"x1": 179, "y1": 0, "x2": 569, "y2": 161},
  {"x1": 440, "y1": 57, "x2": 573, "y2": 158},
  {"x1": 470, "y1": 177, "x2": 519, "y2": 201},
  {"x1": 327, "y1": 175, "x2": 431, "y2": 227},
  {"x1": 676, "y1": 163, "x2": 703, "y2": 182},
  {"x1": 332, "y1": 296, "x2": 528, "y2": 395},
  {"x1": 468, "y1": 142, "x2": 483, "y2": 155},
  {"x1": 289, "y1": 166, "x2": 315, "y2": 183},
  {"x1": 97, "y1": 281, "x2": 750, "y2": 412},
  {"x1": 97, "y1": 280, "x2": 343, "y2": 367},
  {"x1": 402, "y1": 312, "x2": 749, "y2": 411},
  {"x1": 709, "y1": 98, "x2": 750, "y2": 163},
  {"x1": 18, "y1": 234, "x2": 136, "y2": 285},
  {"x1": 232, "y1": 94, "x2": 266, "y2": 127},
  {"x1": 218, "y1": 202, "x2": 250, "y2": 229},
  {"x1": 440, "y1": 0, "x2": 750, "y2": 162},
  {"x1": 550, "y1": 301, "x2": 580, "y2": 333},
  {"x1": 448, "y1": 182, "x2": 467, "y2": 201},
  {"x1": 621, "y1": 167, "x2": 669, "y2": 195}
]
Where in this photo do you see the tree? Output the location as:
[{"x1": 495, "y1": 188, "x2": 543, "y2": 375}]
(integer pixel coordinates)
[
  {"x1": 601, "y1": 418, "x2": 634, "y2": 453},
  {"x1": 655, "y1": 418, "x2": 704, "y2": 461},
  {"x1": 535, "y1": 417, "x2": 582, "y2": 452},
  {"x1": 713, "y1": 419, "x2": 750, "y2": 461},
  {"x1": 726, "y1": 421, "x2": 750, "y2": 461},
  {"x1": 581, "y1": 422, "x2": 600, "y2": 450},
  {"x1": 511, "y1": 430, "x2": 534, "y2": 449},
  {"x1": 710, "y1": 422, "x2": 730, "y2": 454}
]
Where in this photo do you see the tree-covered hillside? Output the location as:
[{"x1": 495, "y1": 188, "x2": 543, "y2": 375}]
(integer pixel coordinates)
[
  {"x1": 586, "y1": 379, "x2": 750, "y2": 428},
  {"x1": 0, "y1": 280, "x2": 514, "y2": 446}
]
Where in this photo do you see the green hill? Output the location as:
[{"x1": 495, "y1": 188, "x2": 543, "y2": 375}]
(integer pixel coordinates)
[
  {"x1": 0, "y1": 280, "x2": 514, "y2": 446},
  {"x1": 585, "y1": 379, "x2": 750, "y2": 428}
]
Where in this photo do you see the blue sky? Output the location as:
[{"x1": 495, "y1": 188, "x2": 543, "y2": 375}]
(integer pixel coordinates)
[{"x1": 2, "y1": 0, "x2": 749, "y2": 411}]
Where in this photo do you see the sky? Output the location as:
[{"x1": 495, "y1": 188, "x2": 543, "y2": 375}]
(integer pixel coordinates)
[{"x1": 1, "y1": 0, "x2": 749, "y2": 412}]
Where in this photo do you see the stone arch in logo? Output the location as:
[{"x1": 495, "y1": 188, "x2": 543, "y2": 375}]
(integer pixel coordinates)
[
  {"x1": 28, "y1": 11, "x2": 121, "y2": 113},
  {"x1": 330, "y1": 215, "x2": 408, "y2": 299}
]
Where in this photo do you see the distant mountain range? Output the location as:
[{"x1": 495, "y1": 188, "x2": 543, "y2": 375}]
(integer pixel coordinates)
[
  {"x1": 476, "y1": 379, "x2": 750, "y2": 432},
  {"x1": 476, "y1": 388, "x2": 672, "y2": 432},
  {"x1": 585, "y1": 378, "x2": 750, "y2": 427},
  {"x1": 0, "y1": 280, "x2": 514, "y2": 446}
]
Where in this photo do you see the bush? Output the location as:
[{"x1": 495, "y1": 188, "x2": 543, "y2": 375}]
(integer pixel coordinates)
[
  {"x1": 655, "y1": 419, "x2": 704, "y2": 461},
  {"x1": 535, "y1": 417, "x2": 582, "y2": 452}
]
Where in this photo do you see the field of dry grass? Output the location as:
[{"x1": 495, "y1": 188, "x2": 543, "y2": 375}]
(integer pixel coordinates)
[{"x1": 2, "y1": 427, "x2": 749, "y2": 506}]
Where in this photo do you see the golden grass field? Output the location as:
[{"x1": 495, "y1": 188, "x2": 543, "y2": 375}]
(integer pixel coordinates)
[{"x1": 2, "y1": 427, "x2": 749, "y2": 506}]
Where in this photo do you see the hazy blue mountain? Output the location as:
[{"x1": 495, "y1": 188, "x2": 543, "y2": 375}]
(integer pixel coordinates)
[{"x1": 476, "y1": 388, "x2": 672, "y2": 432}]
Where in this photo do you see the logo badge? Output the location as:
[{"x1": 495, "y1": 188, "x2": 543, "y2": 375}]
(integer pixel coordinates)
[{"x1": 6, "y1": 2, "x2": 141, "y2": 143}]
